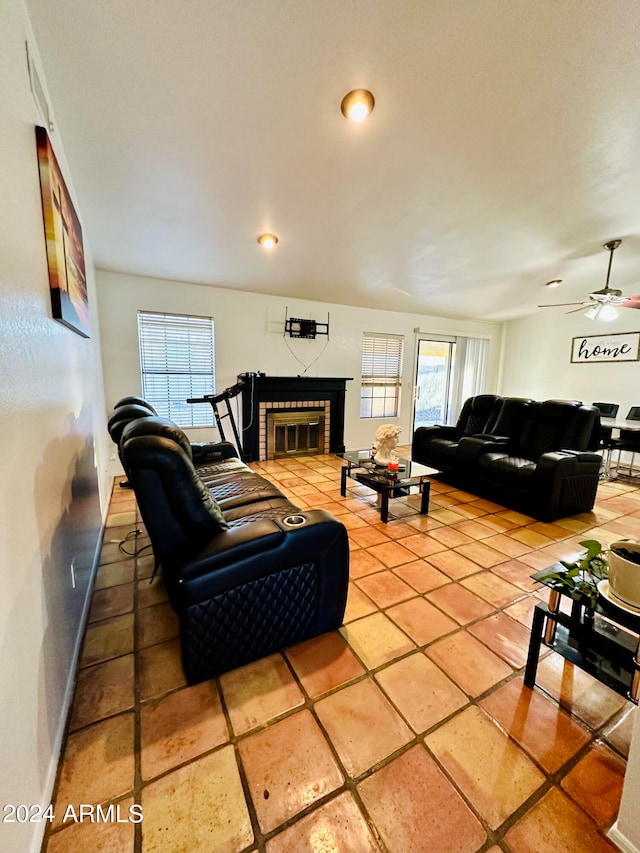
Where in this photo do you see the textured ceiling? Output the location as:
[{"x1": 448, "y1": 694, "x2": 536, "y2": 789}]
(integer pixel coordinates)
[{"x1": 25, "y1": 0, "x2": 640, "y2": 320}]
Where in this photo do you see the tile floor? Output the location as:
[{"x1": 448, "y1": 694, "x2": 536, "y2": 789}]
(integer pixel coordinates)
[{"x1": 42, "y1": 448, "x2": 640, "y2": 852}]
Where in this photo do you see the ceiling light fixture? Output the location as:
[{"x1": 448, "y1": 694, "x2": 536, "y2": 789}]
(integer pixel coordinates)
[
  {"x1": 340, "y1": 89, "x2": 375, "y2": 122},
  {"x1": 257, "y1": 233, "x2": 278, "y2": 249},
  {"x1": 584, "y1": 303, "x2": 619, "y2": 322},
  {"x1": 545, "y1": 279, "x2": 562, "y2": 288}
]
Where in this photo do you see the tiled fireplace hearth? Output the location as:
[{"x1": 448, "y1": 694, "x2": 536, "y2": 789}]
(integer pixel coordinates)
[{"x1": 239, "y1": 374, "x2": 352, "y2": 462}]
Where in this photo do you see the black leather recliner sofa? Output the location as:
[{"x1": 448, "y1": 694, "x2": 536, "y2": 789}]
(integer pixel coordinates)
[
  {"x1": 108, "y1": 403, "x2": 349, "y2": 684},
  {"x1": 413, "y1": 396, "x2": 601, "y2": 521}
]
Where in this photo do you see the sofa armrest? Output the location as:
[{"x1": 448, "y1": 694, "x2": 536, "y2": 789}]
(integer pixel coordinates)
[
  {"x1": 456, "y1": 435, "x2": 509, "y2": 468},
  {"x1": 412, "y1": 425, "x2": 456, "y2": 462},
  {"x1": 533, "y1": 450, "x2": 602, "y2": 520},
  {"x1": 177, "y1": 509, "x2": 349, "y2": 605}
]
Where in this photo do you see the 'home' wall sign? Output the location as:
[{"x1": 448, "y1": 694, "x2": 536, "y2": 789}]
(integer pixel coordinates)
[{"x1": 571, "y1": 332, "x2": 640, "y2": 364}]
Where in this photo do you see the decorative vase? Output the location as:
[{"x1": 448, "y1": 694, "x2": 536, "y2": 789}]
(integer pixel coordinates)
[{"x1": 608, "y1": 540, "x2": 640, "y2": 608}]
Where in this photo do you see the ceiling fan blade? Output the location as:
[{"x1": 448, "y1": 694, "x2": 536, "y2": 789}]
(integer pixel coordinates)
[
  {"x1": 621, "y1": 295, "x2": 640, "y2": 309},
  {"x1": 537, "y1": 302, "x2": 588, "y2": 308},
  {"x1": 564, "y1": 305, "x2": 589, "y2": 315}
]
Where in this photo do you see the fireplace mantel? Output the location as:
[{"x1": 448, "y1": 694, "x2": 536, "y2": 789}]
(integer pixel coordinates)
[{"x1": 238, "y1": 374, "x2": 352, "y2": 461}]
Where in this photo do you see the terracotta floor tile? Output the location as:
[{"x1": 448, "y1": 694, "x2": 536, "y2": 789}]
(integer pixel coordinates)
[
  {"x1": 348, "y1": 549, "x2": 386, "y2": 579},
  {"x1": 105, "y1": 510, "x2": 136, "y2": 527},
  {"x1": 140, "y1": 680, "x2": 229, "y2": 780},
  {"x1": 602, "y1": 704, "x2": 637, "y2": 757},
  {"x1": 141, "y1": 745, "x2": 253, "y2": 852},
  {"x1": 503, "y1": 593, "x2": 546, "y2": 629},
  {"x1": 428, "y1": 526, "x2": 475, "y2": 548},
  {"x1": 340, "y1": 612, "x2": 414, "y2": 669},
  {"x1": 398, "y1": 532, "x2": 448, "y2": 557},
  {"x1": 472, "y1": 499, "x2": 510, "y2": 513},
  {"x1": 504, "y1": 787, "x2": 618, "y2": 852},
  {"x1": 427, "y1": 508, "x2": 468, "y2": 524},
  {"x1": 518, "y1": 548, "x2": 562, "y2": 570},
  {"x1": 358, "y1": 745, "x2": 486, "y2": 853},
  {"x1": 46, "y1": 798, "x2": 136, "y2": 852},
  {"x1": 535, "y1": 653, "x2": 628, "y2": 729},
  {"x1": 560, "y1": 743, "x2": 626, "y2": 826},
  {"x1": 315, "y1": 679, "x2": 412, "y2": 776},
  {"x1": 88, "y1": 583, "x2": 134, "y2": 623},
  {"x1": 219, "y1": 653, "x2": 304, "y2": 735},
  {"x1": 426, "y1": 706, "x2": 545, "y2": 829},
  {"x1": 285, "y1": 632, "x2": 365, "y2": 697},
  {"x1": 343, "y1": 583, "x2": 377, "y2": 622},
  {"x1": 92, "y1": 557, "x2": 133, "y2": 588},
  {"x1": 367, "y1": 540, "x2": 416, "y2": 568},
  {"x1": 392, "y1": 560, "x2": 450, "y2": 593},
  {"x1": 454, "y1": 541, "x2": 507, "y2": 568},
  {"x1": 139, "y1": 638, "x2": 186, "y2": 702},
  {"x1": 426, "y1": 630, "x2": 512, "y2": 696},
  {"x1": 80, "y1": 613, "x2": 134, "y2": 667},
  {"x1": 479, "y1": 678, "x2": 590, "y2": 772},
  {"x1": 474, "y1": 514, "x2": 519, "y2": 533},
  {"x1": 509, "y1": 528, "x2": 555, "y2": 548},
  {"x1": 425, "y1": 550, "x2": 483, "y2": 580},
  {"x1": 427, "y1": 583, "x2": 495, "y2": 625},
  {"x1": 137, "y1": 577, "x2": 169, "y2": 609},
  {"x1": 451, "y1": 518, "x2": 501, "y2": 539},
  {"x1": 470, "y1": 609, "x2": 534, "y2": 665},
  {"x1": 238, "y1": 710, "x2": 343, "y2": 833},
  {"x1": 482, "y1": 532, "x2": 532, "y2": 557},
  {"x1": 355, "y1": 570, "x2": 416, "y2": 607},
  {"x1": 53, "y1": 714, "x2": 135, "y2": 827},
  {"x1": 347, "y1": 525, "x2": 391, "y2": 548},
  {"x1": 265, "y1": 792, "x2": 379, "y2": 853},
  {"x1": 491, "y1": 558, "x2": 540, "y2": 591},
  {"x1": 405, "y1": 513, "x2": 444, "y2": 532},
  {"x1": 335, "y1": 511, "x2": 369, "y2": 530},
  {"x1": 461, "y1": 571, "x2": 523, "y2": 607},
  {"x1": 386, "y1": 596, "x2": 457, "y2": 646},
  {"x1": 375, "y1": 653, "x2": 468, "y2": 733},
  {"x1": 69, "y1": 654, "x2": 135, "y2": 731},
  {"x1": 137, "y1": 601, "x2": 180, "y2": 648}
]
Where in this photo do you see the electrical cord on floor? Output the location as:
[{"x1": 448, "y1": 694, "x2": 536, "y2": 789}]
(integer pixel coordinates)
[{"x1": 116, "y1": 528, "x2": 153, "y2": 557}]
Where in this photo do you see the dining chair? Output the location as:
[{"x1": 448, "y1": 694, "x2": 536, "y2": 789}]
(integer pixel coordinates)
[
  {"x1": 592, "y1": 402, "x2": 619, "y2": 476},
  {"x1": 609, "y1": 406, "x2": 640, "y2": 480}
]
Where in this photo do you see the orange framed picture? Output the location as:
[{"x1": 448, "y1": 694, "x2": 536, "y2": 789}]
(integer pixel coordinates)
[{"x1": 35, "y1": 125, "x2": 90, "y2": 338}]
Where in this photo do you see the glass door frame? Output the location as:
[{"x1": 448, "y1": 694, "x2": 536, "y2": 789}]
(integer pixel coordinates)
[{"x1": 411, "y1": 335, "x2": 456, "y2": 434}]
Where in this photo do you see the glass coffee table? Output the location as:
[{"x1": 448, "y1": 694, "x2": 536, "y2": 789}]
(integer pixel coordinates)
[{"x1": 338, "y1": 450, "x2": 435, "y2": 523}]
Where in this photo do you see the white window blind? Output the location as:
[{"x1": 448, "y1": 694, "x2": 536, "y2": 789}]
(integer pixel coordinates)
[
  {"x1": 137, "y1": 311, "x2": 215, "y2": 427},
  {"x1": 360, "y1": 333, "x2": 404, "y2": 418}
]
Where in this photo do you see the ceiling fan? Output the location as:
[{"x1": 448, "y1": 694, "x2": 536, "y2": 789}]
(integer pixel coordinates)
[{"x1": 538, "y1": 239, "x2": 640, "y2": 320}]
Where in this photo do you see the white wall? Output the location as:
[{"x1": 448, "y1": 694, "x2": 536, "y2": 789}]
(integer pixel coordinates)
[
  {"x1": 96, "y1": 270, "x2": 504, "y2": 471},
  {"x1": 0, "y1": 3, "x2": 110, "y2": 851},
  {"x1": 499, "y1": 306, "x2": 640, "y2": 416}
]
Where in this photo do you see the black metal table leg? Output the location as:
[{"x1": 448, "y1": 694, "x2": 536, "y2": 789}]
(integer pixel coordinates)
[
  {"x1": 380, "y1": 489, "x2": 390, "y2": 523},
  {"x1": 524, "y1": 602, "x2": 548, "y2": 689},
  {"x1": 340, "y1": 465, "x2": 348, "y2": 497},
  {"x1": 420, "y1": 479, "x2": 431, "y2": 515}
]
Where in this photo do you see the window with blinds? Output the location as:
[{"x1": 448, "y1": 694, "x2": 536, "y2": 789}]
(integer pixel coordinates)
[
  {"x1": 360, "y1": 333, "x2": 404, "y2": 418},
  {"x1": 137, "y1": 311, "x2": 215, "y2": 427}
]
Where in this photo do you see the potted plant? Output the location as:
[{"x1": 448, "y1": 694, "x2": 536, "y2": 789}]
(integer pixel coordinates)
[
  {"x1": 538, "y1": 539, "x2": 609, "y2": 606},
  {"x1": 607, "y1": 541, "x2": 640, "y2": 608}
]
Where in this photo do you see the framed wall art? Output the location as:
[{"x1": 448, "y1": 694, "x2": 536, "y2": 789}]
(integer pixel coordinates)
[
  {"x1": 35, "y1": 125, "x2": 90, "y2": 338},
  {"x1": 571, "y1": 332, "x2": 640, "y2": 364}
]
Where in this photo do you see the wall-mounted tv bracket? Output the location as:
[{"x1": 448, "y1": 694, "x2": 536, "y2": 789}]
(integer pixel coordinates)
[{"x1": 284, "y1": 307, "x2": 330, "y2": 339}]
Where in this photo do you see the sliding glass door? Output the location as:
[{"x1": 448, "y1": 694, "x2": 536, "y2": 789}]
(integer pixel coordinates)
[{"x1": 412, "y1": 338, "x2": 456, "y2": 431}]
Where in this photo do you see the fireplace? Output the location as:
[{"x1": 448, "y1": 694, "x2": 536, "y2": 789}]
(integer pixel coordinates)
[
  {"x1": 239, "y1": 374, "x2": 352, "y2": 462},
  {"x1": 267, "y1": 410, "x2": 326, "y2": 459}
]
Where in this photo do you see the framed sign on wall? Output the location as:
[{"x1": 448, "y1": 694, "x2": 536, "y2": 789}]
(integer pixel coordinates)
[{"x1": 571, "y1": 332, "x2": 640, "y2": 364}]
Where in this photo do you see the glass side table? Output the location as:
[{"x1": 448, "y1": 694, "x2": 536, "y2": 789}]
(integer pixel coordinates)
[{"x1": 525, "y1": 563, "x2": 640, "y2": 703}]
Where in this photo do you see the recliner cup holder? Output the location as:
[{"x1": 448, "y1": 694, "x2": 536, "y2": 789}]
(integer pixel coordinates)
[{"x1": 283, "y1": 514, "x2": 306, "y2": 527}]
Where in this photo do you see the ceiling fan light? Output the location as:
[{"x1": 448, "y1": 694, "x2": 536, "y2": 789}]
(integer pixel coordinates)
[
  {"x1": 599, "y1": 304, "x2": 619, "y2": 321},
  {"x1": 584, "y1": 305, "x2": 600, "y2": 320}
]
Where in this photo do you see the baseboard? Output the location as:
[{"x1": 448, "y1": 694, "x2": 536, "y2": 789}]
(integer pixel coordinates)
[
  {"x1": 29, "y1": 510, "x2": 108, "y2": 853},
  {"x1": 608, "y1": 821, "x2": 640, "y2": 853}
]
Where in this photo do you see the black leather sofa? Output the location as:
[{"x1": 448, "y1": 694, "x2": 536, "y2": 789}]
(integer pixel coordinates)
[
  {"x1": 413, "y1": 396, "x2": 602, "y2": 521},
  {"x1": 108, "y1": 404, "x2": 349, "y2": 684}
]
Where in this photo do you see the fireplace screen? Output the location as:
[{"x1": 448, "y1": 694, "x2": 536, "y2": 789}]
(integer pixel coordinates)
[{"x1": 267, "y1": 411, "x2": 326, "y2": 459}]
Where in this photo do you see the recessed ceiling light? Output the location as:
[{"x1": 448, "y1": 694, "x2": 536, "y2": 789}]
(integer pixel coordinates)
[
  {"x1": 545, "y1": 279, "x2": 562, "y2": 288},
  {"x1": 340, "y1": 89, "x2": 375, "y2": 122},
  {"x1": 257, "y1": 233, "x2": 278, "y2": 249}
]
